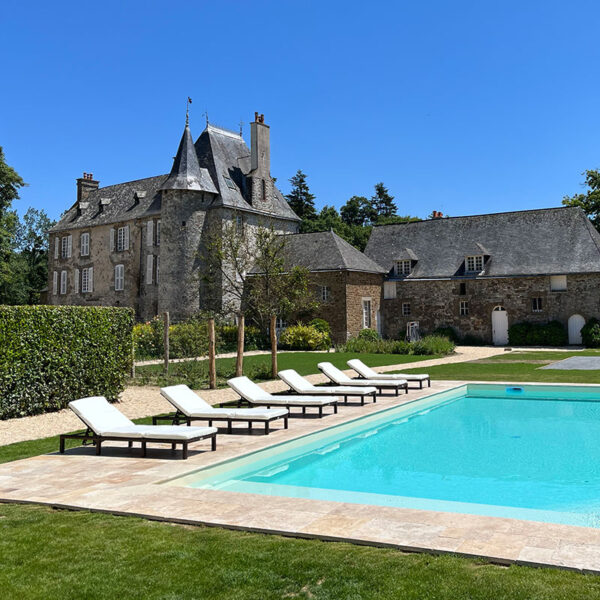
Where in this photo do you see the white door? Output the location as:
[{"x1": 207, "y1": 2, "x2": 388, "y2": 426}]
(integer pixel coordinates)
[
  {"x1": 492, "y1": 306, "x2": 508, "y2": 346},
  {"x1": 568, "y1": 314, "x2": 585, "y2": 345}
]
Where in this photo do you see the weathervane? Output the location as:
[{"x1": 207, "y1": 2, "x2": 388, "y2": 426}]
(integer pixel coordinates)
[{"x1": 186, "y1": 97, "x2": 192, "y2": 126}]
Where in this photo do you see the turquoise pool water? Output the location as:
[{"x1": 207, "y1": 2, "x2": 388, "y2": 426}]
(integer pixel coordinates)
[{"x1": 175, "y1": 384, "x2": 600, "y2": 527}]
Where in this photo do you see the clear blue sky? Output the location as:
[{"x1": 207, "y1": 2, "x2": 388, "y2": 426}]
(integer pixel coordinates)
[{"x1": 2, "y1": 0, "x2": 599, "y2": 222}]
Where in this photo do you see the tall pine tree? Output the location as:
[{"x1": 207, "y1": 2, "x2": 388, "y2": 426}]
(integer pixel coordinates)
[
  {"x1": 371, "y1": 182, "x2": 397, "y2": 220},
  {"x1": 285, "y1": 170, "x2": 317, "y2": 225}
]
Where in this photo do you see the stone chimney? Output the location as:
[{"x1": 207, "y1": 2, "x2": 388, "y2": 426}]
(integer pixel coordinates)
[
  {"x1": 251, "y1": 112, "x2": 270, "y2": 176},
  {"x1": 248, "y1": 113, "x2": 274, "y2": 207},
  {"x1": 77, "y1": 172, "x2": 99, "y2": 203}
]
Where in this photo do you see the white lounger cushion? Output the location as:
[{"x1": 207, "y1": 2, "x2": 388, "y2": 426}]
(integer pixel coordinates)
[
  {"x1": 278, "y1": 369, "x2": 377, "y2": 396},
  {"x1": 69, "y1": 397, "x2": 216, "y2": 439},
  {"x1": 318, "y1": 363, "x2": 407, "y2": 388},
  {"x1": 347, "y1": 359, "x2": 429, "y2": 381},
  {"x1": 160, "y1": 385, "x2": 287, "y2": 420},
  {"x1": 228, "y1": 376, "x2": 337, "y2": 406}
]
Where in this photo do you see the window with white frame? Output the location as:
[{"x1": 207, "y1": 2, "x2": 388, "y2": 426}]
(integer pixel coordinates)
[
  {"x1": 383, "y1": 281, "x2": 396, "y2": 299},
  {"x1": 465, "y1": 255, "x2": 484, "y2": 273},
  {"x1": 362, "y1": 298, "x2": 372, "y2": 328},
  {"x1": 114, "y1": 264, "x2": 124, "y2": 291},
  {"x1": 80, "y1": 232, "x2": 90, "y2": 256},
  {"x1": 459, "y1": 300, "x2": 469, "y2": 316},
  {"x1": 532, "y1": 297, "x2": 543, "y2": 312},
  {"x1": 116, "y1": 226, "x2": 129, "y2": 252},
  {"x1": 402, "y1": 302, "x2": 411, "y2": 316},
  {"x1": 52, "y1": 271, "x2": 58, "y2": 295},
  {"x1": 235, "y1": 215, "x2": 243, "y2": 234},
  {"x1": 61, "y1": 235, "x2": 72, "y2": 258},
  {"x1": 550, "y1": 275, "x2": 567, "y2": 291},
  {"x1": 394, "y1": 260, "x2": 411, "y2": 276},
  {"x1": 60, "y1": 270, "x2": 67, "y2": 294},
  {"x1": 156, "y1": 220, "x2": 161, "y2": 246},
  {"x1": 320, "y1": 285, "x2": 331, "y2": 302},
  {"x1": 81, "y1": 267, "x2": 93, "y2": 293},
  {"x1": 146, "y1": 254, "x2": 154, "y2": 284}
]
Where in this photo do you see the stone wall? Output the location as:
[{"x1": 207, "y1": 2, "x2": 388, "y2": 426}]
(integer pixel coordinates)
[
  {"x1": 381, "y1": 274, "x2": 600, "y2": 343},
  {"x1": 345, "y1": 272, "x2": 384, "y2": 340},
  {"x1": 48, "y1": 220, "x2": 141, "y2": 312},
  {"x1": 308, "y1": 271, "x2": 348, "y2": 344}
]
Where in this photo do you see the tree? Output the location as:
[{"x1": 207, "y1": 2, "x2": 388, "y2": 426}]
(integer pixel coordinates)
[
  {"x1": 0, "y1": 146, "x2": 25, "y2": 214},
  {"x1": 285, "y1": 169, "x2": 317, "y2": 226},
  {"x1": 563, "y1": 169, "x2": 600, "y2": 230},
  {"x1": 246, "y1": 227, "x2": 318, "y2": 377},
  {"x1": 340, "y1": 195, "x2": 376, "y2": 227},
  {"x1": 371, "y1": 182, "x2": 397, "y2": 221}
]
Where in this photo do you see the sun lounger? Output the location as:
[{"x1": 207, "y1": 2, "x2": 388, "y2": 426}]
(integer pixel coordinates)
[
  {"x1": 318, "y1": 362, "x2": 408, "y2": 395},
  {"x1": 60, "y1": 396, "x2": 217, "y2": 459},
  {"x1": 347, "y1": 358, "x2": 431, "y2": 388},
  {"x1": 157, "y1": 384, "x2": 288, "y2": 434},
  {"x1": 278, "y1": 369, "x2": 378, "y2": 405},
  {"x1": 227, "y1": 376, "x2": 338, "y2": 417}
]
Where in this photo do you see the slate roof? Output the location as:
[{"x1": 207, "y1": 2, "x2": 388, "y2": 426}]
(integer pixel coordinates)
[
  {"x1": 51, "y1": 122, "x2": 299, "y2": 233},
  {"x1": 364, "y1": 207, "x2": 600, "y2": 278},
  {"x1": 160, "y1": 124, "x2": 217, "y2": 192},
  {"x1": 254, "y1": 231, "x2": 386, "y2": 274}
]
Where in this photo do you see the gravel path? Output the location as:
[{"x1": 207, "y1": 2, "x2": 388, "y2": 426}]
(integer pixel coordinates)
[{"x1": 0, "y1": 345, "x2": 504, "y2": 447}]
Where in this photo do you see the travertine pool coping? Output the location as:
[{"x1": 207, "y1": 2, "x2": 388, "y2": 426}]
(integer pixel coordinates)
[{"x1": 2, "y1": 379, "x2": 600, "y2": 574}]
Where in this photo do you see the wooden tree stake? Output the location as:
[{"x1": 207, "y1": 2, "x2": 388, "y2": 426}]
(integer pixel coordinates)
[
  {"x1": 236, "y1": 314, "x2": 245, "y2": 377},
  {"x1": 270, "y1": 314, "x2": 278, "y2": 378},
  {"x1": 163, "y1": 311, "x2": 170, "y2": 375},
  {"x1": 208, "y1": 317, "x2": 216, "y2": 389}
]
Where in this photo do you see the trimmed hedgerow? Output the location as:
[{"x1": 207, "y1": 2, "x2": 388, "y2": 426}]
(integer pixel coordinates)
[
  {"x1": 0, "y1": 305, "x2": 134, "y2": 420},
  {"x1": 337, "y1": 335, "x2": 454, "y2": 356},
  {"x1": 508, "y1": 320, "x2": 567, "y2": 346}
]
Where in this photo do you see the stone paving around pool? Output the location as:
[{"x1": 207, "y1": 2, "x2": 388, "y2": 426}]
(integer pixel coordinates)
[
  {"x1": 3, "y1": 377, "x2": 600, "y2": 573},
  {"x1": 540, "y1": 356, "x2": 600, "y2": 370}
]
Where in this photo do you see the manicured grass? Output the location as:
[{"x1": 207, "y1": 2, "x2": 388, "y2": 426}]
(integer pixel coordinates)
[
  {"x1": 133, "y1": 352, "x2": 437, "y2": 388},
  {"x1": 400, "y1": 352, "x2": 600, "y2": 384},
  {"x1": 1, "y1": 503, "x2": 599, "y2": 600}
]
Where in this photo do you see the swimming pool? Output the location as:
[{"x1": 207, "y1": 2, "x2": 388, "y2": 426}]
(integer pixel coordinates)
[{"x1": 171, "y1": 384, "x2": 600, "y2": 528}]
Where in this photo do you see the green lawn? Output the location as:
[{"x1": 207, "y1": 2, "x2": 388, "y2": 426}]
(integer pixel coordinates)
[
  {"x1": 133, "y1": 352, "x2": 436, "y2": 388},
  {"x1": 1, "y1": 503, "x2": 599, "y2": 600},
  {"x1": 400, "y1": 350, "x2": 600, "y2": 383}
]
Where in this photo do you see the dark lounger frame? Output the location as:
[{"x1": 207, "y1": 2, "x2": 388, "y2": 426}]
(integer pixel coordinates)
[
  {"x1": 355, "y1": 373, "x2": 431, "y2": 389},
  {"x1": 229, "y1": 397, "x2": 339, "y2": 417},
  {"x1": 152, "y1": 410, "x2": 289, "y2": 435},
  {"x1": 59, "y1": 427, "x2": 217, "y2": 459}
]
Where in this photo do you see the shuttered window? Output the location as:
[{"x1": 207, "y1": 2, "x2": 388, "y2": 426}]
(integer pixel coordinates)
[
  {"x1": 146, "y1": 254, "x2": 154, "y2": 284},
  {"x1": 54, "y1": 238, "x2": 59, "y2": 259},
  {"x1": 80, "y1": 232, "x2": 90, "y2": 256},
  {"x1": 110, "y1": 228, "x2": 115, "y2": 252},
  {"x1": 117, "y1": 226, "x2": 129, "y2": 252},
  {"x1": 82, "y1": 267, "x2": 93, "y2": 293},
  {"x1": 146, "y1": 221, "x2": 154, "y2": 247},
  {"x1": 60, "y1": 270, "x2": 67, "y2": 294},
  {"x1": 115, "y1": 264, "x2": 124, "y2": 291},
  {"x1": 74, "y1": 269, "x2": 80, "y2": 294},
  {"x1": 156, "y1": 220, "x2": 161, "y2": 246},
  {"x1": 61, "y1": 235, "x2": 72, "y2": 258},
  {"x1": 156, "y1": 256, "x2": 160, "y2": 284},
  {"x1": 52, "y1": 271, "x2": 58, "y2": 295}
]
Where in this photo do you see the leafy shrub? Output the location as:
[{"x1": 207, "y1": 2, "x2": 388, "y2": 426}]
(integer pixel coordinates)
[
  {"x1": 338, "y1": 335, "x2": 453, "y2": 356},
  {"x1": 432, "y1": 326, "x2": 460, "y2": 343},
  {"x1": 170, "y1": 321, "x2": 209, "y2": 359},
  {"x1": 508, "y1": 321, "x2": 567, "y2": 346},
  {"x1": 133, "y1": 316, "x2": 163, "y2": 359},
  {"x1": 309, "y1": 318, "x2": 331, "y2": 335},
  {"x1": 0, "y1": 305, "x2": 133, "y2": 419},
  {"x1": 460, "y1": 334, "x2": 486, "y2": 346},
  {"x1": 581, "y1": 318, "x2": 600, "y2": 347},
  {"x1": 279, "y1": 324, "x2": 330, "y2": 351},
  {"x1": 411, "y1": 335, "x2": 455, "y2": 355},
  {"x1": 220, "y1": 324, "x2": 269, "y2": 352},
  {"x1": 245, "y1": 360, "x2": 273, "y2": 381},
  {"x1": 357, "y1": 328, "x2": 381, "y2": 342}
]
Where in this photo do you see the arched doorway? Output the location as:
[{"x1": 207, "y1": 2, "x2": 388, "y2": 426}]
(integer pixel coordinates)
[
  {"x1": 492, "y1": 306, "x2": 508, "y2": 346},
  {"x1": 568, "y1": 314, "x2": 585, "y2": 345}
]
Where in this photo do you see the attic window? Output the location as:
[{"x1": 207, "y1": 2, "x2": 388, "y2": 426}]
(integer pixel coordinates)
[
  {"x1": 395, "y1": 260, "x2": 412, "y2": 276},
  {"x1": 465, "y1": 255, "x2": 484, "y2": 273},
  {"x1": 223, "y1": 172, "x2": 236, "y2": 190}
]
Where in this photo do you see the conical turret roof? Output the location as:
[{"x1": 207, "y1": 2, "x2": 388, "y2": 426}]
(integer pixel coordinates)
[{"x1": 160, "y1": 123, "x2": 206, "y2": 191}]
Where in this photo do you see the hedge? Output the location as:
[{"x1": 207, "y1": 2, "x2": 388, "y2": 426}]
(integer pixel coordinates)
[
  {"x1": 0, "y1": 305, "x2": 134, "y2": 420},
  {"x1": 581, "y1": 318, "x2": 600, "y2": 347},
  {"x1": 337, "y1": 335, "x2": 455, "y2": 356},
  {"x1": 508, "y1": 320, "x2": 567, "y2": 346}
]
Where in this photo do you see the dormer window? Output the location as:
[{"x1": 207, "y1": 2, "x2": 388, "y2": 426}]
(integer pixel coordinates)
[
  {"x1": 223, "y1": 172, "x2": 236, "y2": 190},
  {"x1": 395, "y1": 260, "x2": 412, "y2": 276},
  {"x1": 465, "y1": 255, "x2": 484, "y2": 273}
]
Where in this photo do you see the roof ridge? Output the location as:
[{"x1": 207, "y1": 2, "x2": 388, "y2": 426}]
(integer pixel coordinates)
[
  {"x1": 374, "y1": 206, "x2": 575, "y2": 229},
  {"x1": 96, "y1": 173, "x2": 167, "y2": 191}
]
